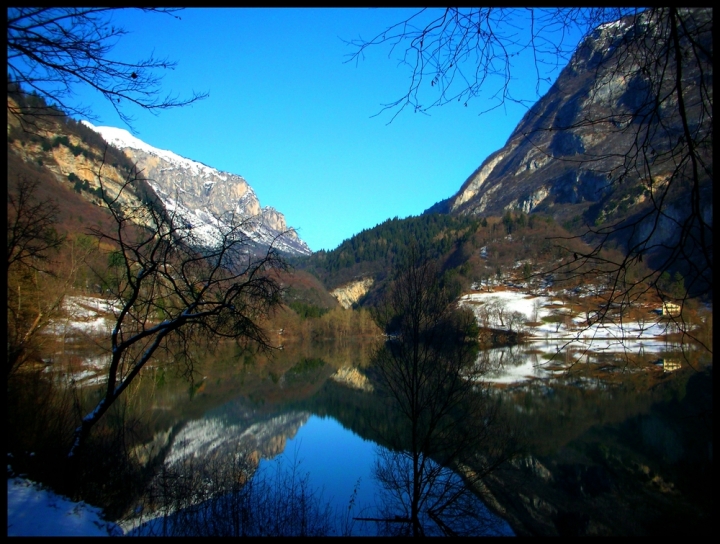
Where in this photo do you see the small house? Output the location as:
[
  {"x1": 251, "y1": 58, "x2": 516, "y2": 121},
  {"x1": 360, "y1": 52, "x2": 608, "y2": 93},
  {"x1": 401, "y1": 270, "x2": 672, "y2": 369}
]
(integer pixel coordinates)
[{"x1": 654, "y1": 358, "x2": 681, "y2": 372}]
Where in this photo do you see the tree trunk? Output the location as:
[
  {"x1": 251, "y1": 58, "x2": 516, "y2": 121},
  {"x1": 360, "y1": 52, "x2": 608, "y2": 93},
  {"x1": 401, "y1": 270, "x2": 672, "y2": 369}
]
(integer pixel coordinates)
[{"x1": 68, "y1": 396, "x2": 113, "y2": 458}]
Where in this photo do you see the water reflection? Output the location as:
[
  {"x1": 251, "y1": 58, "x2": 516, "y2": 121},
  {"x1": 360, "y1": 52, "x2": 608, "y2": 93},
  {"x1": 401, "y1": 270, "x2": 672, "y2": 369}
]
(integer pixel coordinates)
[
  {"x1": 163, "y1": 410, "x2": 310, "y2": 471},
  {"x1": 474, "y1": 339, "x2": 704, "y2": 384},
  {"x1": 255, "y1": 415, "x2": 379, "y2": 536},
  {"x1": 484, "y1": 363, "x2": 712, "y2": 536},
  {"x1": 45, "y1": 334, "x2": 711, "y2": 536}
]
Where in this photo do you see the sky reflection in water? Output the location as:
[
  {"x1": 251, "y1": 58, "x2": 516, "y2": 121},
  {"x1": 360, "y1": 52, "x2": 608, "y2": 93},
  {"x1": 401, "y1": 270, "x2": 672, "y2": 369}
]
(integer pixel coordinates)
[
  {"x1": 256, "y1": 414, "x2": 515, "y2": 536},
  {"x1": 256, "y1": 415, "x2": 379, "y2": 536}
]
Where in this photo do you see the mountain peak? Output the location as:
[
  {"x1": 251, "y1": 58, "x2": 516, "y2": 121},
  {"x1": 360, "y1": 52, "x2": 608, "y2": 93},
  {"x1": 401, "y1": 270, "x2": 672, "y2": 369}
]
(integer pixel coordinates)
[
  {"x1": 81, "y1": 121, "x2": 226, "y2": 181},
  {"x1": 83, "y1": 121, "x2": 312, "y2": 256}
]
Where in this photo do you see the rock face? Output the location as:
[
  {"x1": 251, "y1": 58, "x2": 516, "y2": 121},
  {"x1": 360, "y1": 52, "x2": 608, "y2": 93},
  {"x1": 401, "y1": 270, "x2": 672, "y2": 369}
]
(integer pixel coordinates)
[
  {"x1": 83, "y1": 122, "x2": 312, "y2": 257},
  {"x1": 330, "y1": 278, "x2": 374, "y2": 309},
  {"x1": 6, "y1": 105, "x2": 154, "y2": 229},
  {"x1": 445, "y1": 8, "x2": 712, "y2": 255}
]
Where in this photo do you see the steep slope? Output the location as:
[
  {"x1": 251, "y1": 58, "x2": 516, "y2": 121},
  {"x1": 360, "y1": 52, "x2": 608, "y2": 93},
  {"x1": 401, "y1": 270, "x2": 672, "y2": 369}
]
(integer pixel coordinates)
[
  {"x1": 444, "y1": 8, "x2": 712, "y2": 281},
  {"x1": 7, "y1": 100, "x2": 161, "y2": 237},
  {"x1": 294, "y1": 213, "x2": 483, "y2": 297},
  {"x1": 83, "y1": 122, "x2": 311, "y2": 257},
  {"x1": 7, "y1": 97, "x2": 311, "y2": 258}
]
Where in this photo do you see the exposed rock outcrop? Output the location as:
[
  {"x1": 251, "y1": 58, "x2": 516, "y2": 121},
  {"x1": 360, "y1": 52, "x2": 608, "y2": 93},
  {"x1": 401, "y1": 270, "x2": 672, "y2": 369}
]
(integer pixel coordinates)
[
  {"x1": 445, "y1": 7, "x2": 712, "y2": 261},
  {"x1": 84, "y1": 123, "x2": 312, "y2": 256},
  {"x1": 330, "y1": 278, "x2": 374, "y2": 309}
]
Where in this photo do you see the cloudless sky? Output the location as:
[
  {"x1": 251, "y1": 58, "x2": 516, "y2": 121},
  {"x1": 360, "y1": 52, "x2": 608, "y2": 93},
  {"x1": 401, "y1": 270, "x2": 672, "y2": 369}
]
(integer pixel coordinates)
[{"x1": 67, "y1": 8, "x2": 587, "y2": 252}]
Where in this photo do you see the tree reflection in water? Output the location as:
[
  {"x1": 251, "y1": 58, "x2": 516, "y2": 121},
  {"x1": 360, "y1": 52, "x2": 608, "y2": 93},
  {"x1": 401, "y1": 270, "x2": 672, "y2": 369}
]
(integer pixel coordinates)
[{"x1": 365, "y1": 247, "x2": 515, "y2": 536}]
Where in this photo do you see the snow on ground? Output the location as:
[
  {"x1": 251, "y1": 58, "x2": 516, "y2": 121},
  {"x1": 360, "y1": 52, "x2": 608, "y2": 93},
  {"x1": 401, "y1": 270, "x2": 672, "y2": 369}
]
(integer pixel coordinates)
[
  {"x1": 458, "y1": 289, "x2": 675, "y2": 343},
  {"x1": 44, "y1": 295, "x2": 121, "y2": 337},
  {"x1": 7, "y1": 476, "x2": 122, "y2": 537}
]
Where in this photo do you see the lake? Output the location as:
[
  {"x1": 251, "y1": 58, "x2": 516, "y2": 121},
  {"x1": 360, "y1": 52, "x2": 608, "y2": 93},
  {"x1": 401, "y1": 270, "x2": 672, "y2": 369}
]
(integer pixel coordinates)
[{"x1": 57, "y1": 335, "x2": 711, "y2": 536}]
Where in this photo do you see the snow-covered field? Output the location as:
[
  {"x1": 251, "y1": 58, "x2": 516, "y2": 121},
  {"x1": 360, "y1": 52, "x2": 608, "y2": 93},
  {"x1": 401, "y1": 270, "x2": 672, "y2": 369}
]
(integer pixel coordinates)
[
  {"x1": 7, "y1": 477, "x2": 122, "y2": 537},
  {"x1": 459, "y1": 289, "x2": 675, "y2": 344}
]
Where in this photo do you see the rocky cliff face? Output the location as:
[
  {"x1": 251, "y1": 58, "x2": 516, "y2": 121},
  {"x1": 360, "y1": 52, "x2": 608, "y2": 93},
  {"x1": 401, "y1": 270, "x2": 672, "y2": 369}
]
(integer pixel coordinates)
[
  {"x1": 7, "y1": 103, "x2": 155, "y2": 229},
  {"x1": 446, "y1": 7, "x2": 712, "y2": 250},
  {"x1": 83, "y1": 122, "x2": 312, "y2": 257},
  {"x1": 330, "y1": 278, "x2": 374, "y2": 309}
]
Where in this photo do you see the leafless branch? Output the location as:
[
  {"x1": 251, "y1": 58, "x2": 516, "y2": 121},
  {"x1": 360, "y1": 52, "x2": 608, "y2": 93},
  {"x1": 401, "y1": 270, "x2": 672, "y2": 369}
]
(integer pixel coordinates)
[{"x1": 7, "y1": 7, "x2": 208, "y2": 132}]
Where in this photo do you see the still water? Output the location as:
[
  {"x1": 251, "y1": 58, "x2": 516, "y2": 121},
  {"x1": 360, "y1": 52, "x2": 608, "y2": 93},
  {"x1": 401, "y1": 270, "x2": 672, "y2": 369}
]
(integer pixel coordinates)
[
  {"x1": 257, "y1": 415, "x2": 379, "y2": 531},
  {"x1": 64, "y1": 336, "x2": 710, "y2": 536}
]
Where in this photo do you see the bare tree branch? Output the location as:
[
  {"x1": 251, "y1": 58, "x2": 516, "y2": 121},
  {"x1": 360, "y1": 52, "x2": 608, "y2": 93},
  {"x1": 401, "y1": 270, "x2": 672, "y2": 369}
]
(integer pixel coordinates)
[
  {"x1": 68, "y1": 157, "x2": 288, "y2": 457},
  {"x1": 7, "y1": 7, "x2": 208, "y2": 132}
]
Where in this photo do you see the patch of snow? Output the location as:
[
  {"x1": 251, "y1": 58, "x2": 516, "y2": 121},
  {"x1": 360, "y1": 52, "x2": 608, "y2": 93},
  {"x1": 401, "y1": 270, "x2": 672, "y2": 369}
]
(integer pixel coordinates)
[
  {"x1": 82, "y1": 121, "x2": 220, "y2": 179},
  {"x1": 7, "y1": 476, "x2": 122, "y2": 536},
  {"x1": 459, "y1": 289, "x2": 676, "y2": 344},
  {"x1": 598, "y1": 20, "x2": 624, "y2": 31}
]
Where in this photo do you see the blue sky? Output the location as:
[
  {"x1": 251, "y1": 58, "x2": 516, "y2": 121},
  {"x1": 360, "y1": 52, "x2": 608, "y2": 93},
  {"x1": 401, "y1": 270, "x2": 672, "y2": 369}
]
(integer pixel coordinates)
[{"x1": 66, "y1": 8, "x2": 586, "y2": 252}]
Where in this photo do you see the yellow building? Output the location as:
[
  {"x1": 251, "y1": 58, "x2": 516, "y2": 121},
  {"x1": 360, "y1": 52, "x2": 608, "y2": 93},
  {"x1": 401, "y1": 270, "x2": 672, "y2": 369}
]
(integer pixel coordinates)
[{"x1": 662, "y1": 302, "x2": 681, "y2": 315}]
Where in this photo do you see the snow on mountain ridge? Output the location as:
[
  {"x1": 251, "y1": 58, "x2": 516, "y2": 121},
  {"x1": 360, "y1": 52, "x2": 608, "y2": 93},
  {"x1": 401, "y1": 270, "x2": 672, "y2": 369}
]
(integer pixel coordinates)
[
  {"x1": 81, "y1": 121, "x2": 222, "y2": 179},
  {"x1": 149, "y1": 180, "x2": 309, "y2": 255},
  {"x1": 81, "y1": 121, "x2": 312, "y2": 256}
]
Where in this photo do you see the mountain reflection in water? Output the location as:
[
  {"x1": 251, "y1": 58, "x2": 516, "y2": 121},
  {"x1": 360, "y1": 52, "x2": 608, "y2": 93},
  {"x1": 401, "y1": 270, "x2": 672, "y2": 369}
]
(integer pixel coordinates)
[{"x1": 62, "y1": 337, "x2": 710, "y2": 536}]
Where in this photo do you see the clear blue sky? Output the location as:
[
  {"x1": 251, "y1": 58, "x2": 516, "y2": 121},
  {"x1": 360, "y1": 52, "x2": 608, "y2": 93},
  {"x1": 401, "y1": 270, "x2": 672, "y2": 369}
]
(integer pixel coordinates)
[{"x1": 68, "y1": 8, "x2": 585, "y2": 253}]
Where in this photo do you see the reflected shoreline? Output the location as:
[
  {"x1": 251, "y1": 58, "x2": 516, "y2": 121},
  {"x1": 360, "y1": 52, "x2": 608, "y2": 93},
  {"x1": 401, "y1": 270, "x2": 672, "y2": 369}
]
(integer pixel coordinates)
[{"x1": 35, "y1": 335, "x2": 712, "y2": 536}]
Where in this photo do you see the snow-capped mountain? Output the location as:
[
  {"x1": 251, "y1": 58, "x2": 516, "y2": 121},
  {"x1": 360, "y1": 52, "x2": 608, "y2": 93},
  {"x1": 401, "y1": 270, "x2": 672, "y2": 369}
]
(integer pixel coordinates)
[{"x1": 82, "y1": 121, "x2": 312, "y2": 256}]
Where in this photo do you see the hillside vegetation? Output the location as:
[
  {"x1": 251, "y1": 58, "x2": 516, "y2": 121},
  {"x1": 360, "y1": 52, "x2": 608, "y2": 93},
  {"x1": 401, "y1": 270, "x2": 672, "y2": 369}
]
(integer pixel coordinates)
[{"x1": 292, "y1": 209, "x2": 645, "y2": 311}]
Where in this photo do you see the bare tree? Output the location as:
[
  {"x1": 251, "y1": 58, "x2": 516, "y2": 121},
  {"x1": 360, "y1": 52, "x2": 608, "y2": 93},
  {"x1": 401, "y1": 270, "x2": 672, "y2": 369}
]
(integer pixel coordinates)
[
  {"x1": 68, "y1": 163, "x2": 288, "y2": 457},
  {"x1": 531, "y1": 298, "x2": 542, "y2": 323},
  {"x1": 7, "y1": 7, "x2": 207, "y2": 131},
  {"x1": 474, "y1": 301, "x2": 491, "y2": 330},
  {"x1": 506, "y1": 310, "x2": 527, "y2": 334},
  {"x1": 481, "y1": 296, "x2": 507, "y2": 329},
  {"x1": 7, "y1": 176, "x2": 64, "y2": 273},
  {"x1": 366, "y1": 246, "x2": 513, "y2": 536},
  {"x1": 6, "y1": 176, "x2": 74, "y2": 376},
  {"x1": 347, "y1": 8, "x2": 712, "y2": 354}
]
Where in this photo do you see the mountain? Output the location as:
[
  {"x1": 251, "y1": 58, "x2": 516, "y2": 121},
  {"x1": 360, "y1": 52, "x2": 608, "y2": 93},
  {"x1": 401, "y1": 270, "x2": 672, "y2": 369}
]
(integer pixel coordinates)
[
  {"x1": 294, "y1": 8, "x2": 712, "y2": 306},
  {"x1": 82, "y1": 122, "x2": 312, "y2": 257},
  {"x1": 440, "y1": 8, "x2": 712, "y2": 282},
  {"x1": 293, "y1": 213, "x2": 483, "y2": 294},
  {"x1": 6, "y1": 96, "x2": 311, "y2": 258}
]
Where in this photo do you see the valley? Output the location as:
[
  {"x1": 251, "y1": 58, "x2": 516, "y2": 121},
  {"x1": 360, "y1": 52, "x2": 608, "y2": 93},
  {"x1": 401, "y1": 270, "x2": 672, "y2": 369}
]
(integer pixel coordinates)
[{"x1": 7, "y1": 6, "x2": 711, "y2": 537}]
